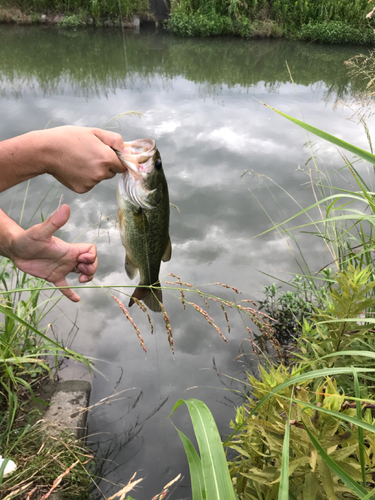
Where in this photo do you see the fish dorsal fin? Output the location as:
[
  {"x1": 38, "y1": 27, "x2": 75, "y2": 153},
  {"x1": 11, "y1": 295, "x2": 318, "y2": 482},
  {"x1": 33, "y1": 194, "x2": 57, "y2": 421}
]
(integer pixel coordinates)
[
  {"x1": 162, "y1": 236, "x2": 172, "y2": 262},
  {"x1": 125, "y1": 254, "x2": 138, "y2": 280}
]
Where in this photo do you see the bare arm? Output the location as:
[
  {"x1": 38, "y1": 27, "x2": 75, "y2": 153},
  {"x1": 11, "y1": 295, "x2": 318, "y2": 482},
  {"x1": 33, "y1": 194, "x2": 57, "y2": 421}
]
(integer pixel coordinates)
[
  {"x1": 0, "y1": 126, "x2": 126, "y2": 193},
  {"x1": 0, "y1": 126, "x2": 126, "y2": 300}
]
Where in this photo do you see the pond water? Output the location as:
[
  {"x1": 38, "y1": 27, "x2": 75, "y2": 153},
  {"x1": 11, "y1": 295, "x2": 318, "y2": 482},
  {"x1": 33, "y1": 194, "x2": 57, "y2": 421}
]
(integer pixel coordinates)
[{"x1": 0, "y1": 24, "x2": 373, "y2": 498}]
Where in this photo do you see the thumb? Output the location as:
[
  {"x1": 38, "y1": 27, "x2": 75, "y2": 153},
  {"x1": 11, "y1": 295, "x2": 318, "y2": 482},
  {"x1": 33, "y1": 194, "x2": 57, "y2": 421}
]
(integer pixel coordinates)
[
  {"x1": 94, "y1": 128, "x2": 125, "y2": 151},
  {"x1": 35, "y1": 205, "x2": 71, "y2": 240}
]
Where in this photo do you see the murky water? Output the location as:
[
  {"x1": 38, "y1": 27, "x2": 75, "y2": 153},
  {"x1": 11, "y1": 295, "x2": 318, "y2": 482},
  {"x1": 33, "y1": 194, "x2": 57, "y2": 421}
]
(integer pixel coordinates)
[{"x1": 0, "y1": 24, "x2": 372, "y2": 498}]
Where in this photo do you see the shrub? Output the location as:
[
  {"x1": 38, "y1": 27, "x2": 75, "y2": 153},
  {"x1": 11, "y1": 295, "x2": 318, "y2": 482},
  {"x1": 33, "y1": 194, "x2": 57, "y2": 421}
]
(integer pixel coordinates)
[
  {"x1": 300, "y1": 21, "x2": 375, "y2": 45},
  {"x1": 57, "y1": 13, "x2": 84, "y2": 27},
  {"x1": 165, "y1": 11, "x2": 232, "y2": 36}
]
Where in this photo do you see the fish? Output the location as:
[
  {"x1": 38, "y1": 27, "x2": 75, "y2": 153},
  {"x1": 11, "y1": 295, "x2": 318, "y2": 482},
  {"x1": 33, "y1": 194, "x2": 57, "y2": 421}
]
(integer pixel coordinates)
[{"x1": 116, "y1": 138, "x2": 171, "y2": 313}]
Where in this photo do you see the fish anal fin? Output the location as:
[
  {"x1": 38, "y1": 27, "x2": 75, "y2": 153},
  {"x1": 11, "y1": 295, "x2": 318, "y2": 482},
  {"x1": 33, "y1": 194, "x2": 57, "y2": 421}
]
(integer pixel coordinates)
[
  {"x1": 129, "y1": 283, "x2": 162, "y2": 313},
  {"x1": 162, "y1": 236, "x2": 172, "y2": 262},
  {"x1": 125, "y1": 254, "x2": 138, "y2": 280}
]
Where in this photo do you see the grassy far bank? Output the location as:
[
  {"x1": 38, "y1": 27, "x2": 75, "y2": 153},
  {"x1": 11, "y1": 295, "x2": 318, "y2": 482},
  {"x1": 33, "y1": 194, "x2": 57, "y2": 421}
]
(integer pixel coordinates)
[
  {"x1": 1, "y1": 0, "x2": 375, "y2": 44},
  {"x1": 165, "y1": 0, "x2": 375, "y2": 44},
  {"x1": 0, "y1": 0, "x2": 149, "y2": 27}
]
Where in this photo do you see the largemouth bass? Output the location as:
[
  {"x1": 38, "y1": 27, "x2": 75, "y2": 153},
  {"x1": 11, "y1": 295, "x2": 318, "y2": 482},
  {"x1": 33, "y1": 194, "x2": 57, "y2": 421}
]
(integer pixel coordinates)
[{"x1": 116, "y1": 138, "x2": 171, "y2": 313}]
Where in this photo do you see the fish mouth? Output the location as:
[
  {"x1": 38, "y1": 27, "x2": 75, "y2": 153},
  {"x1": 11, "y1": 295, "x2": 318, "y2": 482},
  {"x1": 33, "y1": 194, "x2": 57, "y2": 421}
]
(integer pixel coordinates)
[
  {"x1": 115, "y1": 138, "x2": 157, "y2": 178},
  {"x1": 116, "y1": 138, "x2": 158, "y2": 209}
]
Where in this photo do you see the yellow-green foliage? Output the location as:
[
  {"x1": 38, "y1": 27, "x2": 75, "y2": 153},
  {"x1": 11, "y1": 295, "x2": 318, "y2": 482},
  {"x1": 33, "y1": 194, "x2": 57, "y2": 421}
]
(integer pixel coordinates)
[
  {"x1": 228, "y1": 366, "x2": 375, "y2": 499},
  {"x1": 298, "y1": 265, "x2": 375, "y2": 370}
]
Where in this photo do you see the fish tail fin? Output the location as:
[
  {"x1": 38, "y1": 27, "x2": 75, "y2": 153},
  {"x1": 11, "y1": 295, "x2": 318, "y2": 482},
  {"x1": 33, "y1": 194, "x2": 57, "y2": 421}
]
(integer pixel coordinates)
[{"x1": 129, "y1": 282, "x2": 162, "y2": 313}]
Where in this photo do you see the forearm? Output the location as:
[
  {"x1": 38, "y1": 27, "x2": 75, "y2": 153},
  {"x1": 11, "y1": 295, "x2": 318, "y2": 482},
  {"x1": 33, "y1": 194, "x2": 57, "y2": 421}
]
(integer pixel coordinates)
[
  {"x1": 0, "y1": 209, "x2": 23, "y2": 260},
  {"x1": 0, "y1": 131, "x2": 49, "y2": 193}
]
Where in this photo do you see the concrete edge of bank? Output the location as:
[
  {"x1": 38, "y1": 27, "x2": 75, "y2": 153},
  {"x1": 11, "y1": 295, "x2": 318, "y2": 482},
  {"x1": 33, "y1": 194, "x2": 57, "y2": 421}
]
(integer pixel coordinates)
[{"x1": 42, "y1": 380, "x2": 92, "y2": 500}]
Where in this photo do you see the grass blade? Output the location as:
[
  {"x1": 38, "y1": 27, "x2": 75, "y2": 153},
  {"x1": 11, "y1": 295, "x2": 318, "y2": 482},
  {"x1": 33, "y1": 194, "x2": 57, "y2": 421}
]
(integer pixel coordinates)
[
  {"x1": 173, "y1": 426, "x2": 205, "y2": 499},
  {"x1": 278, "y1": 416, "x2": 290, "y2": 500},
  {"x1": 352, "y1": 367, "x2": 367, "y2": 488},
  {"x1": 263, "y1": 103, "x2": 375, "y2": 166},
  {"x1": 169, "y1": 398, "x2": 236, "y2": 500}
]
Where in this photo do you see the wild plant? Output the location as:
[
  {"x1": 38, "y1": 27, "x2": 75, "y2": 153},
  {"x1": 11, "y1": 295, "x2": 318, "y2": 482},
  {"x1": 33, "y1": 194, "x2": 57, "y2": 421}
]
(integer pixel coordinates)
[
  {"x1": 227, "y1": 363, "x2": 375, "y2": 499},
  {"x1": 257, "y1": 273, "x2": 331, "y2": 348}
]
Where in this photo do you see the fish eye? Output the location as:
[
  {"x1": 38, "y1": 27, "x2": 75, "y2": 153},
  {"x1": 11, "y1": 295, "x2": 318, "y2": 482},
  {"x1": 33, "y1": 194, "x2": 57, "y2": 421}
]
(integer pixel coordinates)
[{"x1": 155, "y1": 159, "x2": 162, "y2": 170}]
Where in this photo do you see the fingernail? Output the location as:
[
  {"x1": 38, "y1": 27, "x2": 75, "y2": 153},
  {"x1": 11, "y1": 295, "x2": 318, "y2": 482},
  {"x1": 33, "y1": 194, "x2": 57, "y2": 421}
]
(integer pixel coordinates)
[
  {"x1": 79, "y1": 265, "x2": 88, "y2": 274},
  {"x1": 78, "y1": 258, "x2": 89, "y2": 264}
]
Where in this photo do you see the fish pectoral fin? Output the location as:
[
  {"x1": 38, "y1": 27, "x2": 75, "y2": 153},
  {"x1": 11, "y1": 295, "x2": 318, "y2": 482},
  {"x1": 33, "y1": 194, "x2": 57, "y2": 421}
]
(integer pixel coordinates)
[
  {"x1": 161, "y1": 236, "x2": 172, "y2": 262},
  {"x1": 129, "y1": 283, "x2": 162, "y2": 313},
  {"x1": 130, "y1": 204, "x2": 143, "y2": 215},
  {"x1": 125, "y1": 254, "x2": 138, "y2": 280}
]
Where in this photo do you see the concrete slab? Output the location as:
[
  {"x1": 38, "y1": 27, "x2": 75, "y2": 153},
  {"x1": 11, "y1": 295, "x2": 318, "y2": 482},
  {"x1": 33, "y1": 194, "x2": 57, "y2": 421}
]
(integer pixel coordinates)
[{"x1": 42, "y1": 380, "x2": 91, "y2": 440}]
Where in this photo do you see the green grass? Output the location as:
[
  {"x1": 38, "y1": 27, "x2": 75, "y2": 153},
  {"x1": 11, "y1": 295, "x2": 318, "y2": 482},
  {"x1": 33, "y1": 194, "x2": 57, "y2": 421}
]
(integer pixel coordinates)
[{"x1": 165, "y1": 0, "x2": 375, "y2": 42}]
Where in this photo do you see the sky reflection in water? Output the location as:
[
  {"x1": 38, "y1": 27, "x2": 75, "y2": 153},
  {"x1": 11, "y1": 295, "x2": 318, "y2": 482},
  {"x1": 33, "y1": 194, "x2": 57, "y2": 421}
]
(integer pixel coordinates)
[{"x1": 0, "y1": 25, "x2": 373, "y2": 498}]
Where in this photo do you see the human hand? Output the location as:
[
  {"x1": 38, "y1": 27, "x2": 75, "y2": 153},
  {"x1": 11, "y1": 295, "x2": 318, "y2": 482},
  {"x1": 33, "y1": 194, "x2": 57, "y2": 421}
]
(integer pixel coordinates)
[
  {"x1": 10, "y1": 205, "x2": 97, "y2": 302},
  {"x1": 41, "y1": 126, "x2": 126, "y2": 193}
]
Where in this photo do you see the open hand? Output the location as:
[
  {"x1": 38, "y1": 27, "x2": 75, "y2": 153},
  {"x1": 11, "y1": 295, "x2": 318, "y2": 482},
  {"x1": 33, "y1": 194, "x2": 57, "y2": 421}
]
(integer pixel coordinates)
[{"x1": 10, "y1": 205, "x2": 97, "y2": 302}]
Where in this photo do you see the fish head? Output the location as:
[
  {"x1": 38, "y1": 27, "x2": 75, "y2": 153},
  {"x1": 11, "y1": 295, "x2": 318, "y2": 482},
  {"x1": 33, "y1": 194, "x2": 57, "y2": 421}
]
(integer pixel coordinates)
[{"x1": 117, "y1": 138, "x2": 164, "y2": 209}]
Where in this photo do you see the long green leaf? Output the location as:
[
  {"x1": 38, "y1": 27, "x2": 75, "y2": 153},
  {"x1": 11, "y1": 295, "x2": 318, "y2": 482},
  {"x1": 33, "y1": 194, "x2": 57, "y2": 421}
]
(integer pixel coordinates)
[
  {"x1": 0, "y1": 303, "x2": 91, "y2": 368},
  {"x1": 174, "y1": 426, "x2": 205, "y2": 500},
  {"x1": 170, "y1": 398, "x2": 236, "y2": 500},
  {"x1": 275, "y1": 394, "x2": 375, "y2": 434},
  {"x1": 352, "y1": 367, "x2": 366, "y2": 488},
  {"x1": 263, "y1": 103, "x2": 375, "y2": 166},
  {"x1": 278, "y1": 416, "x2": 290, "y2": 500},
  {"x1": 302, "y1": 422, "x2": 368, "y2": 499}
]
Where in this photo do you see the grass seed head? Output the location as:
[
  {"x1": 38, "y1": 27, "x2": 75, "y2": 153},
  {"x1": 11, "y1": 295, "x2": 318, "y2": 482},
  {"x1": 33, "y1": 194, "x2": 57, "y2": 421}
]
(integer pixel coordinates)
[
  {"x1": 160, "y1": 302, "x2": 174, "y2": 354},
  {"x1": 110, "y1": 294, "x2": 147, "y2": 353},
  {"x1": 215, "y1": 282, "x2": 241, "y2": 294},
  {"x1": 221, "y1": 304, "x2": 231, "y2": 333},
  {"x1": 188, "y1": 302, "x2": 228, "y2": 343}
]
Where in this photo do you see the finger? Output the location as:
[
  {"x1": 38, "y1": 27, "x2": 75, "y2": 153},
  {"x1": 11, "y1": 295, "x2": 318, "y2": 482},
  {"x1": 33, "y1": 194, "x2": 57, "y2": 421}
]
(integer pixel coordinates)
[
  {"x1": 34, "y1": 205, "x2": 71, "y2": 240},
  {"x1": 54, "y1": 278, "x2": 80, "y2": 302},
  {"x1": 94, "y1": 128, "x2": 125, "y2": 151},
  {"x1": 76, "y1": 261, "x2": 97, "y2": 276},
  {"x1": 79, "y1": 273, "x2": 94, "y2": 283},
  {"x1": 77, "y1": 248, "x2": 97, "y2": 265}
]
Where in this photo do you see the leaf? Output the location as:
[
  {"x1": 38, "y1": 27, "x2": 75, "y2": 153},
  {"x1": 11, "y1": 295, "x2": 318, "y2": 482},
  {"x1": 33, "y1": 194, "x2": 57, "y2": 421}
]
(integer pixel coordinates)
[
  {"x1": 279, "y1": 414, "x2": 291, "y2": 499},
  {"x1": 302, "y1": 472, "x2": 319, "y2": 500},
  {"x1": 353, "y1": 367, "x2": 367, "y2": 488},
  {"x1": 303, "y1": 422, "x2": 368, "y2": 499},
  {"x1": 174, "y1": 427, "x2": 205, "y2": 500},
  {"x1": 170, "y1": 399, "x2": 237, "y2": 500},
  {"x1": 262, "y1": 103, "x2": 375, "y2": 166}
]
